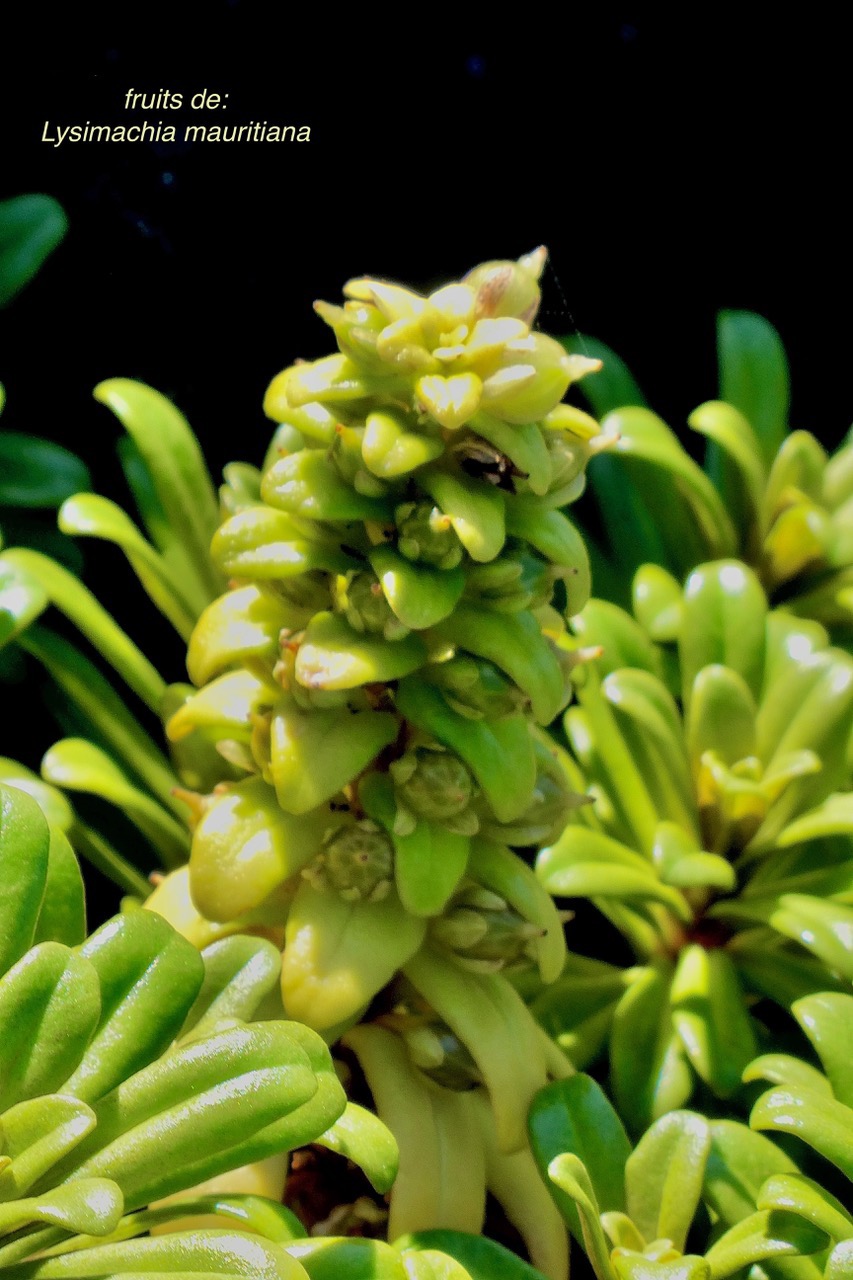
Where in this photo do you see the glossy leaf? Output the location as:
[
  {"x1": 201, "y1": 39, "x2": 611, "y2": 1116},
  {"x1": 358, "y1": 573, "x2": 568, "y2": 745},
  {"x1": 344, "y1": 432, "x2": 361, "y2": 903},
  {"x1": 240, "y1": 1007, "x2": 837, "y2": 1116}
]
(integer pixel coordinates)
[
  {"x1": 10, "y1": 1230, "x2": 307, "y2": 1278},
  {"x1": 0, "y1": 783, "x2": 50, "y2": 972},
  {"x1": 611, "y1": 962, "x2": 692, "y2": 1135},
  {"x1": 316, "y1": 1101, "x2": 399, "y2": 1194},
  {"x1": 625, "y1": 1111, "x2": 710, "y2": 1251},
  {"x1": 750, "y1": 1084, "x2": 853, "y2": 1179},
  {"x1": 793, "y1": 991, "x2": 853, "y2": 1106},
  {"x1": 396, "y1": 1230, "x2": 550, "y2": 1280},
  {"x1": 528, "y1": 1074, "x2": 630, "y2": 1240},
  {"x1": 62, "y1": 911, "x2": 204, "y2": 1104}
]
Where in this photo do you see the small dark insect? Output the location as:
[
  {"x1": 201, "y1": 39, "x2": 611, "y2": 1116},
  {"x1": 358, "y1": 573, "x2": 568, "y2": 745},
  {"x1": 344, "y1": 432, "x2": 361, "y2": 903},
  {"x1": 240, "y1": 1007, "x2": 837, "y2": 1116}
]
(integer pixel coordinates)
[{"x1": 453, "y1": 437, "x2": 525, "y2": 490}]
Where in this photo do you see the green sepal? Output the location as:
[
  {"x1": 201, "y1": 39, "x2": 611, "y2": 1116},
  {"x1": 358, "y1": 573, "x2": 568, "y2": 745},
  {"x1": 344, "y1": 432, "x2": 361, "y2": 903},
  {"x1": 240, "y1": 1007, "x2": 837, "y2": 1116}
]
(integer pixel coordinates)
[
  {"x1": 419, "y1": 468, "x2": 506, "y2": 563},
  {"x1": 0, "y1": 1094, "x2": 97, "y2": 1198},
  {"x1": 362, "y1": 409, "x2": 444, "y2": 477},
  {"x1": 296, "y1": 612, "x2": 427, "y2": 689},
  {"x1": 750, "y1": 1084, "x2": 853, "y2": 1179},
  {"x1": 270, "y1": 700, "x2": 399, "y2": 813},
  {"x1": 187, "y1": 583, "x2": 299, "y2": 687},
  {"x1": 528, "y1": 1074, "x2": 630, "y2": 1241},
  {"x1": 315, "y1": 1100, "x2": 399, "y2": 1194},
  {"x1": 395, "y1": 1231, "x2": 549, "y2": 1280},
  {"x1": 369, "y1": 545, "x2": 465, "y2": 630},
  {"x1": 828, "y1": 1241, "x2": 853, "y2": 1278},
  {"x1": 359, "y1": 773, "x2": 469, "y2": 918},
  {"x1": 211, "y1": 505, "x2": 357, "y2": 579},
  {"x1": 396, "y1": 680, "x2": 536, "y2": 823},
  {"x1": 670, "y1": 946, "x2": 757, "y2": 1097},
  {"x1": 404, "y1": 947, "x2": 547, "y2": 1154},
  {"x1": 624, "y1": 1111, "x2": 710, "y2": 1251},
  {"x1": 504, "y1": 499, "x2": 591, "y2": 614},
  {"x1": 189, "y1": 777, "x2": 333, "y2": 919},
  {"x1": 61, "y1": 911, "x2": 204, "y2": 1104},
  {"x1": 0, "y1": 783, "x2": 50, "y2": 972},
  {"x1": 281, "y1": 880, "x2": 426, "y2": 1031},
  {"x1": 432, "y1": 604, "x2": 564, "y2": 724},
  {"x1": 470, "y1": 413, "x2": 551, "y2": 496},
  {"x1": 468, "y1": 837, "x2": 566, "y2": 983},
  {"x1": 166, "y1": 669, "x2": 276, "y2": 744},
  {"x1": 262, "y1": 450, "x2": 393, "y2": 521},
  {"x1": 0, "y1": 942, "x2": 100, "y2": 1111}
]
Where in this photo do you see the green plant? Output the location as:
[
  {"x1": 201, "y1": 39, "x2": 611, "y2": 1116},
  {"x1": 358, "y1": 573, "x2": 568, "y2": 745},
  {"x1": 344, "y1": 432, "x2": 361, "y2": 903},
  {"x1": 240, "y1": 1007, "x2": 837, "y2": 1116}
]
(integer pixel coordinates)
[
  {"x1": 564, "y1": 314, "x2": 853, "y2": 647},
  {"x1": 529, "y1": 560, "x2": 853, "y2": 1131}
]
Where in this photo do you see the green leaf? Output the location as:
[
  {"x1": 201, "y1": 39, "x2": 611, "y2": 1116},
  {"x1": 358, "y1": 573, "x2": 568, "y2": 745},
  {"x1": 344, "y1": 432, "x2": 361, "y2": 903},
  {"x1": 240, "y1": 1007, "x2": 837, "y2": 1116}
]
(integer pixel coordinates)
[
  {"x1": 11, "y1": 1230, "x2": 306, "y2": 1277},
  {"x1": 62, "y1": 911, "x2": 204, "y2": 1104},
  {"x1": 703, "y1": 1119, "x2": 800, "y2": 1229},
  {"x1": 625, "y1": 1111, "x2": 710, "y2": 1251},
  {"x1": 537, "y1": 827, "x2": 691, "y2": 922},
  {"x1": 561, "y1": 334, "x2": 647, "y2": 416},
  {"x1": 546, "y1": 1153, "x2": 618, "y2": 1280},
  {"x1": 181, "y1": 936, "x2": 282, "y2": 1037},
  {"x1": 705, "y1": 1209, "x2": 827, "y2": 1279},
  {"x1": 33, "y1": 827, "x2": 86, "y2": 946},
  {"x1": 315, "y1": 1101, "x2": 399, "y2": 1194},
  {"x1": 0, "y1": 941, "x2": 100, "y2": 1110},
  {"x1": 262, "y1": 449, "x2": 393, "y2": 523},
  {"x1": 287, "y1": 1238, "x2": 407, "y2": 1280},
  {"x1": 679, "y1": 561, "x2": 767, "y2": 706},
  {"x1": 0, "y1": 547, "x2": 166, "y2": 712},
  {"x1": 0, "y1": 1094, "x2": 96, "y2": 1198},
  {"x1": 0, "y1": 1177, "x2": 123, "y2": 1238},
  {"x1": 827, "y1": 1240, "x2": 853, "y2": 1278},
  {"x1": 0, "y1": 194, "x2": 67, "y2": 306},
  {"x1": 572, "y1": 598, "x2": 663, "y2": 679},
  {"x1": 670, "y1": 946, "x2": 758, "y2": 1097},
  {"x1": 611, "y1": 962, "x2": 692, "y2": 1135},
  {"x1": 396, "y1": 1230, "x2": 550, "y2": 1280},
  {"x1": 717, "y1": 310, "x2": 789, "y2": 467},
  {"x1": 606, "y1": 409, "x2": 737, "y2": 558},
  {"x1": 40, "y1": 738, "x2": 189, "y2": 868},
  {"x1": 58, "y1": 493, "x2": 199, "y2": 640},
  {"x1": 0, "y1": 433, "x2": 90, "y2": 508},
  {"x1": 530, "y1": 954, "x2": 631, "y2": 1071},
  {"x1": 758, "y1": 1173, "x2": 853, "y2": 1243},
  {"x1": 528, "y1": 1074, "x2": 630, "y2": 1240},
  {"x1": 742, "y1": 1053, "x2": 833, "y2": 1098},
  {"x1": 793, "y1": 992, "x2": 853, "y2": 1106},
  {"x1": 769, "y1": 896, "x2": 853, "y2": 981},
  {"x1": 55, "y1": 1023, "x2": 333, "y2": 1209},
  {"x1": 688, "y1": 401, "x2": 766, "y2": 524},
  {"x1": 94, "y1": 379, "x2": 223, "y2": 602},
  {"x1": 0, "y1": 783, "x2": 50, "y2": 973},
  {"x1": 750, "y1": 1084, "x2": 853, "y2": 1179}
]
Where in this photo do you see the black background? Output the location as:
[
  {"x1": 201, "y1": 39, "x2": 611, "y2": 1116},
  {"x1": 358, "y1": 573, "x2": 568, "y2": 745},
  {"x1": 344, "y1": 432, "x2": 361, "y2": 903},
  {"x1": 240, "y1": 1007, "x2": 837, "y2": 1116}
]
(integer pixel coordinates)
[{"x1": 1, "y1": 5, "x2": 851, "y2": 913}]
